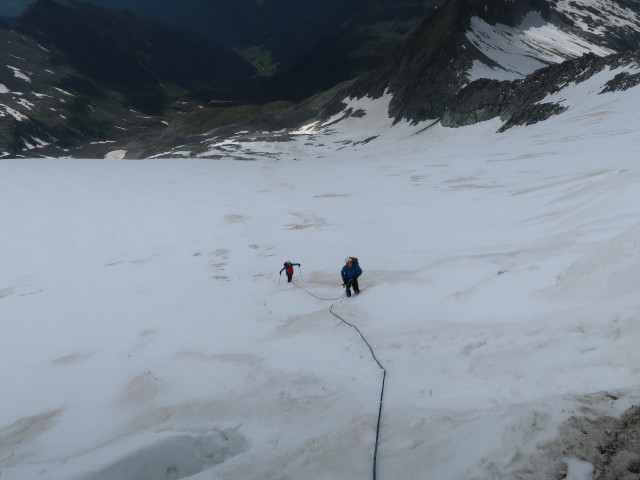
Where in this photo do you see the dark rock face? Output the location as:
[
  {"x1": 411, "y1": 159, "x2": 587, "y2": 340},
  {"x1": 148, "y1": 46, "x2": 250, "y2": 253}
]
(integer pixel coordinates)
[
  {"x1": 441, "y1": 51, "x2": 640, "y2": 132},
  {"x1": 0, "y1": 26, "x2": 92, "y2": 156},
  {"x1": 601, "y1": 71, "x2": 640, "y2": 93},
  {"x1": 497, "y1": 102, "x2": 568, "y2": 132},
  {"x1": 0, "y1": 24, "x2": 172, "y2": 158},
  {"x1": 347, "y1": 0, "x2": 559, "y2": 123},
  {"x1": 440, "y1": 78, "x2": 512, "y2": 127},
  {"x1": 349, "y1": 0, "x2": 472, "y2": 122}
]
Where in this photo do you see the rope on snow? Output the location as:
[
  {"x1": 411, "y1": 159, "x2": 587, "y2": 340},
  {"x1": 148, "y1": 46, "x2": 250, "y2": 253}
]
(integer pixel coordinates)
[
  {"x1": 291, "y1": 281, "x2": 346, "y2": 301},
  {"x1": 330, "y1": 304, "x2": 386, "y2": 480},
  {"x1": 289, "y1": 278, "x2": 386, "y2": 479}
]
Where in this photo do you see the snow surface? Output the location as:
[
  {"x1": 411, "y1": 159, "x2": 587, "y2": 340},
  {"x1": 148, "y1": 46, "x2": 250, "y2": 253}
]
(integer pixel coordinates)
[{"x1": 3, "y1": 56, "x2": 640, "y2": 480}]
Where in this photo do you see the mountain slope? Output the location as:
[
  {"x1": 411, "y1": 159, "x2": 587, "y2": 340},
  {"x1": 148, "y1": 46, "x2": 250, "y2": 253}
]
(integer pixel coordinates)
[
  {"x1": 0, "y1": 24, "x2": 158, "y2": 158},
  {"x1": 84, "y1": 0, "x2": 363, "y2": 70},
  {"x1": 15, "y1": 0, "x2": 256, "y2": 114},
  {"x1": 348, "y1": 0, "x2": 640, "y2": 124},
  {"x1": 257, "y1": 0, "x2": 443, "y2": 102},
  {"x1": 2, "y1": 0, "x2": 447, "y2": 157},
  {"x1": 442, "y1": 50, "x2": 640, "y2": 130},
  {"x1": 78, "y1": 0, "x2": 442, "y2": 75},
  {"x1": 5, "y1": 0, "x2": 640, "y2": 159},
  {"x1": 127, "y1": 0, "x2": 640, "y2": 160}
]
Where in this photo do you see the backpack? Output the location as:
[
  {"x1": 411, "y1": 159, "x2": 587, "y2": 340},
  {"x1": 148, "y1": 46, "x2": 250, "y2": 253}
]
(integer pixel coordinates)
[{"x1": 349, "y1": 257, "x2": 359, "y2": 265}]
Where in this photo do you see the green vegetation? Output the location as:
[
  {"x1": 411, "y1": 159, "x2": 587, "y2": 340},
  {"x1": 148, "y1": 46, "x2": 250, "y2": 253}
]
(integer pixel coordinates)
[
  {"x1": 348, "y1": 38, "x2": 402, "y2": 60},
  {"x1": 169, "y1": 99, "x2": 295, "y2": 133},
  {"x1": 233, "y1": 45, "x2": 279, "y2": 77}
]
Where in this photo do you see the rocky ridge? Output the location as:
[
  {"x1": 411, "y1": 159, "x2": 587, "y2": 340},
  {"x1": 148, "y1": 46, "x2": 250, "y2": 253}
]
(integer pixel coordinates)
[
  {"x1": 441, "y1": 50, "x2": 640, "y2": 131},
  {"x1": 347, "y1": 0, "x2": 640, "y2": 125}
]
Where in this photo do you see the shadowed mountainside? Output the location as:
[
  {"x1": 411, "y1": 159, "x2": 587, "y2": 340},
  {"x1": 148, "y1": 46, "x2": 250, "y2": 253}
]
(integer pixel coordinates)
[{"x1": 15, "y1": 0, "x2": 257, "y2": 114}]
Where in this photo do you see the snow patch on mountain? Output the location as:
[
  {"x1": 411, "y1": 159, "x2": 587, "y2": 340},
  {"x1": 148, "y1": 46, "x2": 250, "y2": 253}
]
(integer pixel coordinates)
[
  {"x1": 321, "y1": 91, "x2": 395, "y2": 132},
  {"x1": 466, "y1": 12, "x2": 614, "y2": 82},
  {"x1": 105, "y1": 150, "x2": 127, "y2": 160},
  {"x1": 16, "y1": 98, "x2": 35, "y2": 110},
  {"x1": 7, "y1": 65, "x2": 31, "y2": 82},
  {"x1": 555, "y1": 0, "x2": 640, "y2": 36},
  {"x1": 290, "y1": 122, "x2": 319, "y2": 135},
  {"x1": 23, "y1": 137, "x2": 51, "y2": 149},
  {"x1": 1, "y1": 104, "x2": 28, "y2": 121},
  {"x1": 52, "y1": 86, "x2": 73, "y2": 97}
]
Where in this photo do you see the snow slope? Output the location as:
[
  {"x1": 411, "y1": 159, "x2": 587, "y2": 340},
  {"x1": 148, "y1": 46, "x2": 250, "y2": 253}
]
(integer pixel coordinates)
[
  {"x1": 556, "y1": 0, "x2": 640, "y2": 37},
  {"x1": 2, "y1": 64, "x2": 640, "y2": 480},
  {"x1": 466, "y1": 12, "x2": 615, "y2": 81},
  {"x1": 464, "y1": 0, "x2": 640, "y2": 83}
]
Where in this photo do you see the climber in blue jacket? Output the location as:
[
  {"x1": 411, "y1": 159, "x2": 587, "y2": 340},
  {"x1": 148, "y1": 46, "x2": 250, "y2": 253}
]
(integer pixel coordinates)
[{"x1": 341, "y1": 257, "x2": 362, "y2": 297}]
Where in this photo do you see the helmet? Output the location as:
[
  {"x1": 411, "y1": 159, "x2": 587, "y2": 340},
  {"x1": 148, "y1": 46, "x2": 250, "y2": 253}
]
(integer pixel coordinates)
[
  {"x1": 286, "y1": 261, "x2": 292, "y2": 266},
  {"x1": 345, "y1": 257, "x2": 352, "y2": 263}
]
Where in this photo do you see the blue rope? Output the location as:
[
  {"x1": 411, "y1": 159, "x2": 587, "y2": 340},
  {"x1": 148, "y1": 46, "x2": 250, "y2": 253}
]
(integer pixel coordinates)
[{"x1": 330, "y1": 304, "x2": 386, "y2": 480}]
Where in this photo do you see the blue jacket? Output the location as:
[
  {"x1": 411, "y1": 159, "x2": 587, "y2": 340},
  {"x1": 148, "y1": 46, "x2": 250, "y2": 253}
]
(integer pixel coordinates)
[{"x1": 341, "y1": 263, "x2": 362, "y2": 282}]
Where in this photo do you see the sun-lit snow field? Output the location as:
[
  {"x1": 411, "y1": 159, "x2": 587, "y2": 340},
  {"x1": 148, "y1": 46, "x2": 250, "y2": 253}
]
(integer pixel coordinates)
[{"x1": 2, "y1": 65, "x2": 640, "y2": 479}]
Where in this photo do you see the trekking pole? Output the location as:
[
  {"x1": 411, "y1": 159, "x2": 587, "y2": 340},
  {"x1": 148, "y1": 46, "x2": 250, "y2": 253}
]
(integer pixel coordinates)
[
  {"x1": 299, "y1": 266, "x2": 303, "y2": 279},
  {"x1": 279, "y1": 273, "x2": 281, "y2": 286}
]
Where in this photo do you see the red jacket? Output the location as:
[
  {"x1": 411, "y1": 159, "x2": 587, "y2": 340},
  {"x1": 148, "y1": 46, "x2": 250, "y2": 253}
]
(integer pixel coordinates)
[{"x1": 280, "y1": 262, "x2": 300, "y2": 275}]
